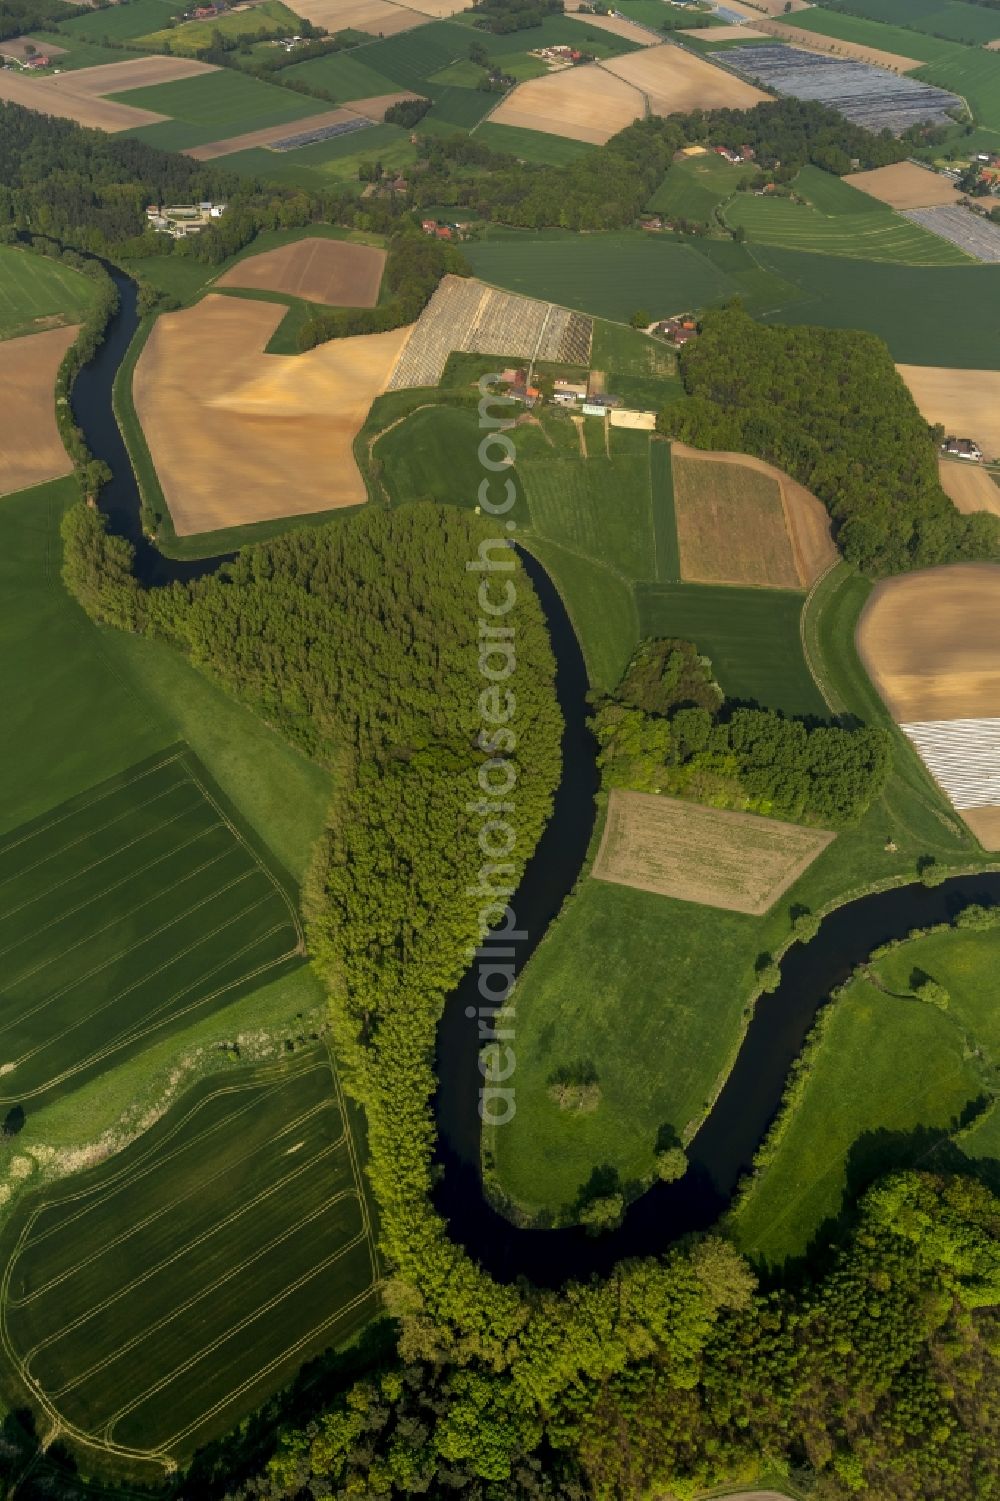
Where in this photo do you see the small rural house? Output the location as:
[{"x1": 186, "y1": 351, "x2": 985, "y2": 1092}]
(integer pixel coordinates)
[{"x1": 941, "y1": 437, "x2": 983, "y2": 461}]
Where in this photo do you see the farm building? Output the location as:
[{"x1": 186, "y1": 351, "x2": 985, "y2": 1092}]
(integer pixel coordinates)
[
  {"x1": 552, "y1": 380, "x2": 589, "y2": 405},
  {"x1": 941, "y1": 437, "x2": 983, "y2": 461},
  {"x1": 655, "y1": 317, "x2": 699, "y2": 346}
]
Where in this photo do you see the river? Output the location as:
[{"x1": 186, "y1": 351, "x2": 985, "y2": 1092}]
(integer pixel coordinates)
[{"x1": 76, "y1": 269, "x2": 1000, "y2": 1289}]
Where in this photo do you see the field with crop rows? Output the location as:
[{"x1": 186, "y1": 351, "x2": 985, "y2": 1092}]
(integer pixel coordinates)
[
  {"x1": 0, "y1": 1050, "x2": 377, "y2": 1467},
  {"x1": 825, "y1": 0, "x2": 1000, "y2": 45},
  {"x1": 121, "y1": 68, "x2": 319, "y2": 150},
  {"x1": 0, "y1": 746, "x2": 303, "y2": 1108},
  {"x1": 725, "y1": 187, "x2": 972, "y2": 262},
  {"x1": 915, "y1": 45, "x2": 1000, "y2": 134},
  {"x1": 58, "y1": 0, "x2": 179, "y2": 40},
  {"x1": 787, "y1": 6, "x2": 967, "y2": 62}
]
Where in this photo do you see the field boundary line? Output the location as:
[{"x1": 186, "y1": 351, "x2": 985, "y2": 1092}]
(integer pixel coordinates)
[
  {"x1": 799, "y1": 559, "x2": 846, "y2": 716},
  {"x1": 43, "y1": 1185, "x2": 360, "y2": 1396},
  {"x1": 323, "y1": 1037, "x2": 383, "y2": 1284},
  {"x1": 0, "y1": 752, "x2": 186, "y2": 870}
]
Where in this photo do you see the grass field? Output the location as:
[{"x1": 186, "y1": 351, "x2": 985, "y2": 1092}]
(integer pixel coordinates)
[
  {"x1": 732, "y1": 977, "x2": 983, "y2": 1265},
  {"x1": 647, "y1": 151, "x2": 747, "y2": 222},
  {"x1": 0, "y1": 1049, "x2": 378, "y2": 1468},
  {"x1": 472, "y1": 121, "x2": 596, "y2": 163},
  {"x1": 57, "y1": 0, "x2": 179, "y2": 41},
  {"x1": 220, "y1": 122, "x2": 416, "y2": 189},
  {"x1": 281, "y1": 47, "x2": 399, "y2": 101},
  {"x1": 915, "y1": 46, "x2": 1000, "y2": 135},
  {"x1": 725, "y1": 177, "x2": 973, "y2": 264},
  {"x1": 120, "y1": 70, "x2": 320, "y2": 151},
  {"x1": 451, "y1": 10, "x2": 640, "y2": 56},
  {"x1": 824, "y1": 0, "x2": 1000, "y2": 45},
  {"x1": 0, "y1": 246, "x2": 97, "y2": 339},
  {"x1": 672, "y1": 451, "x2": 801, "y2": 589},
  {"x1": 137, "y1": 0, "x2": 299, "y2": 51},
  {"x1": 786, "y1": 6, "x2": 968, "y2": 62},
  {"x1": 0, "y1": 745, "x2": 303, "y2": 1106}
]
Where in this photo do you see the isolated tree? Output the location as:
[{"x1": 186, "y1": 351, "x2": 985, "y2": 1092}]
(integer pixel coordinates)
[
  {"x1": 580, "y1": 1193, "x2": 624, "y2": 1234},
  {"x1": 655, "y1": 1145, "x2": 688, "y2": 1182},
  {"x1": 630, "y1": 308, "x2": 651, "y2": 328},
  {"x1": 916, "y1": 977, "x2": 950, "y2": 1010}
]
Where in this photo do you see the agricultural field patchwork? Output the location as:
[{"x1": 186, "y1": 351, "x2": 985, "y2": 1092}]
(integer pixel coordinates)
[
  {"x1": 785, "y1": 5, "x2": 971, "y2": 64},
  {"x1": 601, "y1": 40, "x2": 768, "y2": 114},
  {"x1": 489, "y1": 62, "x2": 644, "y2": 145},
  {"x1": 0, "y1": 745, "x2": 303, "y2": 1107},
  {"x1": 647, "y1": 150, "x2": 747, "y2": 221},
  {"x1": 136, "y1": 0, "x2": 303, "y2": 53},
  {"x1": 120, "y1": 69, "x2": 321, "y2": 152},
  {"x1": 725, "y1": 181, "x2": 972, "y2": 263},
  {"x1": 0, "y1": 325, "x2": 79, "y2": 496},
  {"x1": 0, "y1": 1051, "x2": 378, "y2": 1467},
  {"x1": 822, "y1": 0, "x2": 1000, "y2": 46},
  {"x1": 593, "y1": 788, "x2": 836, "y2": 914}
]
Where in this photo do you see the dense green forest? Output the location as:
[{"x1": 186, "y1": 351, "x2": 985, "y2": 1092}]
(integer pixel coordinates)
[
  {"x1": 0, "y1": 0, "x2": 79, "y2": 42},
  {"x1": 470, "y1": 0, "x2": 565, "y2": 32},
  {"x1": 658, "y1": 306, "x2": 1000, "y2": 577},
  {"x1": 593, "y1": 638, "x2": 889, "y2": 826}
]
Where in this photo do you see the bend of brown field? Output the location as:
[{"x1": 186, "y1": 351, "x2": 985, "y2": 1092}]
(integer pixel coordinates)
[
  {"x1": 566, "y1": 10, "x2": 658, "y2": 44},
  {"x1": 671, "y1": 441, "x2": 837, "y2": 587},
  {"x1": 748, "y1": 15, "x2": 921, "y2": 69},
  {"x1": 856, "y1": 563, "x2": 1000, "y2": 722},
  {"x1": 937, "y1": 457, "x2": 1000, "y2": 517},
  {"x1": 216, "y1": 237, "x2": 386, "y2": 307},
  {"x1": 897, "y1": 364, "x2": 1000, "y2": 463},
  {"x1": 489, "y1": 65, "x2": 642, "y2": 143},
  {"x1": 602, "y1": 43, "x2": 768, "y2": 113},
  {"x1": 133, "y1": 295, "x2": 411, "y2": 535},
  {"x1": 0, "y1": 68, "x2": 167, "y2": 129},
  {"x1": 183, "y1": 106, "x2": 361, "y2": 159},
  {"x1": 0, "y1": 34, "x2": 66, "y2": 59},
  {"x1": 682, "y1": 23, "x2": 769, "y2": 39},
  {"x1": 845, "y1": 160, "x2": 964, "y2": 209},
  {"x1": 592, "y1": 789, "x2": 835, "y2": 915},
  {"x1": 347, "y1": 89, "x2": 423, "y2": 119},
  {"x1": 47, "y1": 56, "x2": 216, "y2": 94},
  {"x1": 0, "y1": 325, "x2": 78, "y2": 497}
]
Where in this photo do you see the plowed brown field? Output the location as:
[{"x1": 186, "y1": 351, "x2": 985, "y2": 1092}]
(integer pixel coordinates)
[
  {"x1": 133, "y1": 295, "x2": 411, "y2": 535},
  {"x1": 937, "y1": 457, "x2": 1000, "y2": 517},
  {"x1": 0, "y1": 325, "x2": 78, "y2": 496},
  {"x1": 846, "y1": 161, "x2": 964, "y2": 208},
  {"x1": 216, "y1": 237, "x2": 386, "y2": 307}
]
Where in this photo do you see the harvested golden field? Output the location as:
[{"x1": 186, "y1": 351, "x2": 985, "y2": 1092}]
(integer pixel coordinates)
[
  {"x1": 347, "y1": 89, "x2": 423, "y2": 119},
  {"x1": 0, "y1": 325, "x2": 78, "y2": 496},
  {"x1": 938, "y1": 457, "x2": 1000, "y2": 517},
  {"x1": 402, "y1": 0, "x2": 467, "y2": 12},
  {"x1": 490, "y1": 64, "x2": 642, "y2": 144},
  {"x1": 845, "y1": 161, "x2": 964, "y2": 209},
  {"x1": 682, "y1": 23, "x2": 769, "y2": 39},
  {"x1": 856, "y1": 564, "x2": 1000, "y2": 722},
  {"x1": 47, "y1": 56, "x2": 216, "y2": 94},
  {"x1": 133, "y1": 295, "x2": 411, "y2": 535},
  {"x1": 960, "y1": 807, "x2": 1000, "y2": 850},
  {"x1": 602, "y1": 43, "x2": 768, "y2": 114},
  {"x1": 751, "y1": 15, "x2": 921, "y2": 69},
  {"x1": 592, "y1": 789, "x2": 835, "y2": 914},
  {"x1": 184, "y1": 106, "x2": 359, "y2": 159},
  {"x1": 566, "y1": 9, "x2": 658, "y2": 44},
  {"x1": 0, "y1": 33, "x2": 66, "y2": 59},
  {"x1": 897, "y1": 364, "x2": 1000, "y2": 462},
  {"x1": 216, "y1": 237, "x2": 385, "y2": 307},
  {"x1": 286, "y1": 0, "x2": 421, "y2": 26},
  {"x1": 0, "y1": 68, "x2": 167, "y2": 129},
  {"x1": 671, "y1": 441, "x2": 837, "y2": 588}
]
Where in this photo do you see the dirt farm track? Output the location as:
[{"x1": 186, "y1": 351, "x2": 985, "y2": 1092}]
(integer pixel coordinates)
[
  {"x1": 0, "y1": 325, "x2": 78, "y2": 496},
  {"x1": 216, "y1": 238, "x2": 386, "y2": 307},
  {"x1": 133, "y1": 296, "x2": 410, "y2": 535}
]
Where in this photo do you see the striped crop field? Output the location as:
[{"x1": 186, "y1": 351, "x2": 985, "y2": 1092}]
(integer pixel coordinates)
[
  {"x1": 725, "y1": 185, "x2": 974, "y2": 264},
  {"x1": 0, "y1": 745, "x2": 303, "y2": 1107},
  {"x1": 0, "y1": 1050, "x2": 378, "y2": 1469}
]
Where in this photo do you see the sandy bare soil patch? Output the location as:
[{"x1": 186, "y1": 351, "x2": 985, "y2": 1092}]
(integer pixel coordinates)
[
  {"x1": 683, "y1": 23, "x2": 768, "y2": 39},
  {"x1": 566, "y1": 9, "x2": 658, "y2": 44},
  {"x1": 671, "y1": 441, "x2": 837, "y2": 587},
  {"x1": 593, "y1": 789, "x2": 835, "y2": 914},
  {"x1": 313, "y1": 0, "x2": 420, "y2": 33},
  {"x1": 0, "y1": 325, "x2": 78, "y2": 497},
  {"x1": 897, "y1": 364, "x2": 1000, "y2": 463},
  {"x1": 400, "y1": 0, "x2": 466, "y2": 12},
  {"x1": 749, "y1": 15, "x2": 921, "y2": 69},
  {"x1": 217, "y1": 237, "x2": 386, "y2": 307},
  {"x1": 0, "y1": 68, "x2": 167, "y2": 129},
  {"x1": 490, "y1": 64, "x2": 642, "y2": 143},
  {"x1": 184, "y1": 106, "x2": 360, "y2": 158},
  {"x1": 846, "y1": 161, "x2": 963, "y2": 209},
  {"x1": 347, "y1": 89, "x2": 423, "y2": 119},
  {"x1": 47, "y1": 56, "x2": 216, "y2": 95},
  {"x1": 938, "y1": 457, "x2": 1000, "y2": 517},
  {"x1": 857, "y1": 564, "x2": 1000, "y2": 722},
  {"x1": 960, "y1": 806, "x2": 1000, "y2": 849},
  {"x1": 0, "y1": 34, "x2": 65, "y2": 60},
  {"x1": 602, "y1": 42, "x2": 768, "y2": 114},
  {"x1": 134, "y1": 295, "x2": 409, "y2": 535}
]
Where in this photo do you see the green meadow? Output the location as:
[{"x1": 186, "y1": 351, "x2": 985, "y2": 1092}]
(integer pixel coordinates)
[
  {"x1": 824, "y1": 0, "x2": 1000, "y2": 45},
  {"x1": 785, "y1": 6, "x2": 968, "y2": 62},
  {"x1": 473, "y1": 122, "x2": 596, "y2": 164},
  {"x1": 647, "y1": 151, "x2": 746, "y2": 222},
  {"x1": 734, "y1": 919, "x2": 1000, "y2": 1264},
  {"x1": 1, "y1": 1051, "x2": 377, "y2": 1467},
  {"x1": 121, "y1": 70, "x2": 320, "y2": 151},
  {"x1": 57, "y1": 0, "x2": 178, "y2": 41},
  {"x1": 0, "y1": 246, "x2": 98, "y2": 339},
  {"x1": 725, "y1": 184, "x2": 973, "y2": 264},
  {"x1": 138, "y1": 0, "x2": 299, "y2": 51}
]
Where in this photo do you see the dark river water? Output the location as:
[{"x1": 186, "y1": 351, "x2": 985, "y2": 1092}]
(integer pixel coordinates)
[{"x1": 77, "y1": 270, "x2": 1000, "y2": 1289}]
